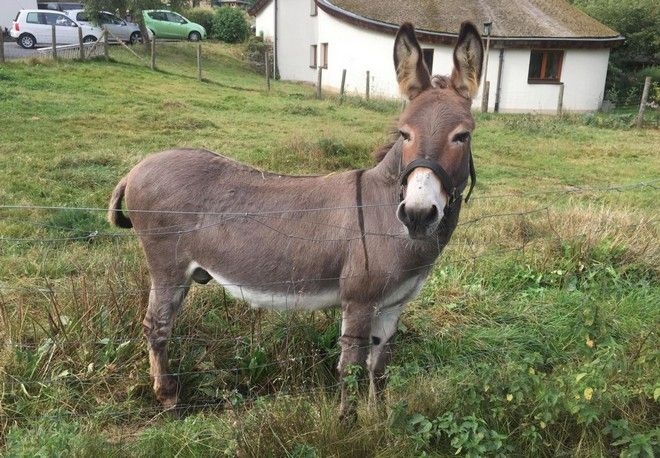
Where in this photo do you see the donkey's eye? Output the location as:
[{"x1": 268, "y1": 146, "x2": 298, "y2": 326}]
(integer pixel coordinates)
[
  {"x1": 452, "y1": 132, "x2": 471, "y2": 144},
  {"x1": 399, "y1": 130, "x2": 411, "y2": 142}
]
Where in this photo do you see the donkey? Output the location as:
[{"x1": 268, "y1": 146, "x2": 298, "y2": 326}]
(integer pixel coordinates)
[{"x1": 108, "y1": 22, "x2": 483, "y2": 420}]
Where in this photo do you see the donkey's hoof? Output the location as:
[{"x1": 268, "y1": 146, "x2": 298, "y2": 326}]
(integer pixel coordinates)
[
  {"x1": 338, "y1": 406, "x2": 358, "y2": 426},
  {"x1": 155, "y1": 377, "x2": 179, "y2": 409}
]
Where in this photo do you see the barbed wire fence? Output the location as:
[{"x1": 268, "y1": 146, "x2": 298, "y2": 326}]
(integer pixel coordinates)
[{"x1": 0, "y1": 179, "x2": 658, "y2": 426}]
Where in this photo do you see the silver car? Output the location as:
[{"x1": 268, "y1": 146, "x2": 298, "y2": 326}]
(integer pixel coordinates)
[{"x1": 65, "y1": 9, "x2": 141, "y2": 44}]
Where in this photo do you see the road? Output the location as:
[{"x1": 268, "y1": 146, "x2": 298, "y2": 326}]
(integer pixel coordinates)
[{"x1": 2, "y1": 40, "x2": 43, "y2": 59}]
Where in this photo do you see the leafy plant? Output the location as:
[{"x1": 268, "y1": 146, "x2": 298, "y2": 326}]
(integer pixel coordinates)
[{"x1": 211, "y1": 7, "x2": 250, "y2": 43}]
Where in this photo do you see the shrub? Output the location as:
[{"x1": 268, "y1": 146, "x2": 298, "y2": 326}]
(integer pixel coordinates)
[
  {"x1": 182, "y1": 7, "x2": 215, "y2": 37},
  {"x1": 211, "y1": 7, "x2": 250, "y2": 43}
]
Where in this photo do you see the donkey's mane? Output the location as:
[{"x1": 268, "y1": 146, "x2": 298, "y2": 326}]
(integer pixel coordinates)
[{"x1": 373, "y1": 138, "x2": 397, "y2": 164}]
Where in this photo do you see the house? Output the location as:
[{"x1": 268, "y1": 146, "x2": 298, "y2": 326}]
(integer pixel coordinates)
[{"x1": 249, "y1": 0, "x2": 624, "y2": 113}]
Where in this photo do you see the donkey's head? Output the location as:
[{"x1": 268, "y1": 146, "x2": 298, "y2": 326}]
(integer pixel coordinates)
[{"x1": 394, "y1": 22, "x2": 483, "y2": 239}]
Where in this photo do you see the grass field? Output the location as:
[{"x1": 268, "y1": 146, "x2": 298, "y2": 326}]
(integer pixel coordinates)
[{"x1": 0, "y1": 41, "x2": 658, "y2": 457}]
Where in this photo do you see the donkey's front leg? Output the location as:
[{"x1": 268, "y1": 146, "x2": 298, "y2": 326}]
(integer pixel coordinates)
[
  {"x1": 337, "y1": 302, "x2": 372, "y2": 423},
  {"x1": 143, "y1": 280, "x2": 189, "y2": 409},
  {"x1": 367, "y1": 305, "x2": 403, "y2": 403}
]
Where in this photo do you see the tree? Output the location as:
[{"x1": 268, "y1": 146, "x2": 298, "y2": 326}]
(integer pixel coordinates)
[{"x1": 569, "y1": 0, "x2": 659, "y2": 105}]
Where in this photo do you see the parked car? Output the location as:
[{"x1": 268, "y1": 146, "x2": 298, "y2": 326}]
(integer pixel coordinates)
[
  {"x1": 142, "y1": 10, "x2": 206, "y2": 41},
  {"x1": 11, "y1": 9, "x2": 102, "y2": 48},
  {"x1": 65, "y1": 9, "x2": 141, "y2": 44}
]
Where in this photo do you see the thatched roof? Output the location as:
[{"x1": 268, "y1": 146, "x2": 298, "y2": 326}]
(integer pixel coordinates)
[{"x1": 251, "y1": 0, "x2": 623, "y2": 48}]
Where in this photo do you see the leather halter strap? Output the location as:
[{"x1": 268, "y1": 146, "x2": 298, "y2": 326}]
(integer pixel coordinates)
[{"x1": 398, "y1": 152, "x2": 476, "y2": 206}]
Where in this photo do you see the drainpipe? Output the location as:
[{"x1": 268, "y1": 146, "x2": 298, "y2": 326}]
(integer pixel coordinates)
[
  {"x1": 494, "y1": 48, "x2": 504, "y2": 113},
  {"x1": 273, "y1": 0, "x2": 279, "y2": 79}
]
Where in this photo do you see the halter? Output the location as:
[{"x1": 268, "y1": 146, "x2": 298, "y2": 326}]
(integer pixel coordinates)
[{"x1": 398, "y1": 150, "x2": 476, "y2": 207}]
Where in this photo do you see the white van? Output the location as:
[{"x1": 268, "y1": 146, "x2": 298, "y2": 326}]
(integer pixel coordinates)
[{"x1": 10, "y1": 9, "x2": 103, "y2": 48}]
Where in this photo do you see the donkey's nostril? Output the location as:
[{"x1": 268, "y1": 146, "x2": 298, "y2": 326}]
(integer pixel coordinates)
[{"x1": 426, "y1": 205, "x2": 438, "y2": 224}]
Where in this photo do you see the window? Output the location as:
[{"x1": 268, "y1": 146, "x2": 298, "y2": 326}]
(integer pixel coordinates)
[
  {"x1": 320, "y1": 43, "x2": 328, "y2": 69},
  {"x1": 310, "y1": 44, "x2": 317, "y2": 68},
  {"x1": 166, "y1": 12, "x2": 187, "y2": 24},
  {"x1": 528, "y1": 50, "x2": 564, "y2": 83},
  {"x1": 422, "y1": 48, "x2": 434, "y2": 74},
  {"x1": 310, "y1": 0, "x2": 317, "y2": 16}
]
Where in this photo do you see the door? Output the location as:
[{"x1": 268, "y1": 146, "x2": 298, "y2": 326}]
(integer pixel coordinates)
[{"x1": 26, "y1": 11, "x2": 78, "y2": 45}]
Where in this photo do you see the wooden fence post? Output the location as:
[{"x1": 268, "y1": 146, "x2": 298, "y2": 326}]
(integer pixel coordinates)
[
  {"x1": 51, "y1": 25, "x2": 57, "y2": 59},
  {"x1": 481, "y1": 81, "x2": 490, "y2": 113},
  {"x1": 196, "y1": 43, "x2": 202, "y2": 81},
  {"x1": 103, "y1": 30, "x2": 109, "y2": 61},
  {"x1": 265, "y1": 51, "x2": 270, "y2": 91},
  {"x1": 150, "y1": 38, "x2": 156, "y2": 70},
  {"x1": 78, "y1": 27, "x2": 84, "y2": 60},
  {"x1": 340, "y1": 69, "x2": 346, "y2": 102},
  {"x1": 635, "y1": 76, "x2": 652, "y2": 128},
  {"x1": 316, "y1": 66, "x2": 322, "y2": 99},
  {"x1": 0, "y1": 31, "x2": 5, "y2": 64},
  {"x1": 557, "y1": 83, "x2": 564, "y2": 115}
]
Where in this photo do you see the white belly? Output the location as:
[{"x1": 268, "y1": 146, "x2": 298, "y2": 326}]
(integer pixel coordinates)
[{"x1": 189, "y1": 263, "x2": 426, "y2": 311}]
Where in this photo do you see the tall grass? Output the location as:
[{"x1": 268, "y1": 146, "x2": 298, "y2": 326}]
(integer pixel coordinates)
[{"x1": 0, "y1": 42, "x2": 658, "y2": 456}]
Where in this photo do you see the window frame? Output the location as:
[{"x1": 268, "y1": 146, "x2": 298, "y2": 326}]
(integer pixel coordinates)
[
  {"x1": 320, "y1": 42, "x2": 328, "y2": 69},
  {"x1": 422, "y1": 48, "x2": 434, "y2": 75},
  {"x1": 528, "y1": 49, "x2": 564, "y2": 84},
  {"x1": 309, "y1": 44, "x2": 317, "y2": 69}
]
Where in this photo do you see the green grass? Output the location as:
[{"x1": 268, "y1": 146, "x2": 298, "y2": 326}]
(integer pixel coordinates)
[{"x1": 0, "y1": 42, "x2": 658, "y2": 457}]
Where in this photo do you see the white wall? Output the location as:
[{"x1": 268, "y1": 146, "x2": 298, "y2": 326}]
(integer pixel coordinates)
[
  {"x1": 1, "y1": 0, "x2": 37, "y2": 32},
  {"x1": 317, "y1": 12, "x2": 462, "y2": 100},
  {"x1": 480, "y1": 47, "x2": 610, "y2": 113},
  {"x1": 317, "y1": 11, "x2": 397, "y2": 97},
  {"x1": 254, "y1": 4, "x2": 611, "y2": 112},
  {"x1": 562, "y1": 48, "x2": 610, "y2": 111},
  {"x1": 253, "y1": 1, "x2": 274, "y2": 41},
  {"x1": 274, "y1": 0, "x2": 318, "y2": 83}
]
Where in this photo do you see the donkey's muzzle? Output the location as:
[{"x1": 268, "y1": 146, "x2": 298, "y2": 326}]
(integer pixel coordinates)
[{"x1": 397, "y1": 201, "x2": 441, "y2": 239}]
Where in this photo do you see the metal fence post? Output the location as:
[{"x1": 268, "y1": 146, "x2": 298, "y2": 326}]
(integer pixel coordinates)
[
  {"x1": 366, "y1": 70, "x2": 370, "y2": 100},
  {"x1": 316, "y1": 66, "x2": 322, "y2": 99}
]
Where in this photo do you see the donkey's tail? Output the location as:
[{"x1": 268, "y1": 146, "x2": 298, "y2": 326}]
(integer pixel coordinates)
[{"x1": 108, "y1": 177, "x2": 133, "y2": 229}]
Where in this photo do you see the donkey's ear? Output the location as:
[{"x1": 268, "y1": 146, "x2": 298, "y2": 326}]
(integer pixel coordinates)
[
  {"x1": 394, "y1": 23, "x2": 432, "y2": 100},
  {"x1": 450, "y1": 22, "x2": 484, "y2": 99}
]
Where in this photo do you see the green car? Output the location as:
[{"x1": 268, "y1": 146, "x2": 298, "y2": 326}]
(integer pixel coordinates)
[{"x1": 142, "y1": 10, "x2": 207, "y2": 41}]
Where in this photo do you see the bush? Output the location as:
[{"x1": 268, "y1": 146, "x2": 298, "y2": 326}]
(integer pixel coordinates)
[
  {"x1": 182, "y1": 7, "x2": 215, "y2": 37},
  {"x1": 211, "y1": 7, "x2": 250, "y2": 43},
  {"x1": 246, "y1": 35, "x2": 275, "y2": 77}
]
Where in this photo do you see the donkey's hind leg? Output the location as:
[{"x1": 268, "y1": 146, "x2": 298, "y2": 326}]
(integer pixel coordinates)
[{"x1": 143, "y1": 274, "x2": 191, "y2": 408}]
